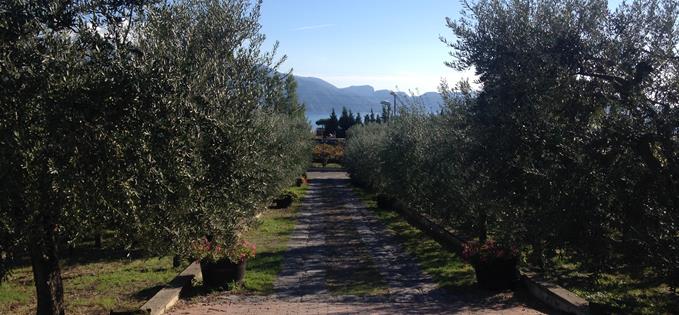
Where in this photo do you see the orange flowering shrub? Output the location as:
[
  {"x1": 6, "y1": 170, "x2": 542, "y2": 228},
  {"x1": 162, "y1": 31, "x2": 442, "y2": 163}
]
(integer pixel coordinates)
[{"x1": 313, "y1": 144, "x2": 344, "y2": 164}]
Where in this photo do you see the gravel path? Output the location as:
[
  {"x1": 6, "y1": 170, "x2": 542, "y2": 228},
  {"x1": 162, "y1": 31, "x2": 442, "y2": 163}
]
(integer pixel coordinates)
[{"x1": 168, "y1": 170, "x2": 545, "y2": 314}]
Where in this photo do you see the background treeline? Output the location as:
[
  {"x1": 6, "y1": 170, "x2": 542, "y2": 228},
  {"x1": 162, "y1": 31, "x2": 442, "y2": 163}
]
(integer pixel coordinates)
[
  {"x1": 0, "y1": 0, "x2": 310, "y2": 313},
  {"x1": 345, "y1": 0, "x2": 678, "y2": 308},
  {"x1": 316, "y1": 104, "x2": 392, "y2": 137}
]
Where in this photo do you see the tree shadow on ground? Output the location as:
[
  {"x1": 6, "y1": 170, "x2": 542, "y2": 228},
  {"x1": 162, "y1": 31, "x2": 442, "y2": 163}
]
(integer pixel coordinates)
[{"x1": 132, "y1": 284, "x2": 165, "y2": 301}]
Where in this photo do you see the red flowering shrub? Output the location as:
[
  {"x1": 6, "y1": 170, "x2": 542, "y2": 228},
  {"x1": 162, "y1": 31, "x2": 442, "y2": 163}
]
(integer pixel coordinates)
[
  {"x1": 461, "y1": 240, "x2": 518, "y2": 265},
  {"x1": 230, "y1": 240, "x2": 257, "y2": 263},
  {"x1": 191, "y1": 238, "x2": 256, "y2": 263}
]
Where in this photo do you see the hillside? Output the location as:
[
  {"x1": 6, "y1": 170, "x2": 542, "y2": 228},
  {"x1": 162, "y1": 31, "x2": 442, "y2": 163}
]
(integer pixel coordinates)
[{"x1": 295, "y1": 75, "x2": 443, "y2": 115}]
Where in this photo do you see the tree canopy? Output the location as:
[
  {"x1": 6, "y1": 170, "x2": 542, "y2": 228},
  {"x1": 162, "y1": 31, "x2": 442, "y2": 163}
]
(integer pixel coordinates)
[
  {"x1": 0, "y1": 0, "x2": 311, "y2": 313},
  {"x1": 345, "y1": 2, "x2": 678, "y2": 310}
]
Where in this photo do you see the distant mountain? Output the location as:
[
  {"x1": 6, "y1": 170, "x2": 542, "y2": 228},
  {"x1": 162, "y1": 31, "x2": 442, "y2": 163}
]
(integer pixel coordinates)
[{"x1": 295, "y1": 75, "x2": 444, "y2": 115}]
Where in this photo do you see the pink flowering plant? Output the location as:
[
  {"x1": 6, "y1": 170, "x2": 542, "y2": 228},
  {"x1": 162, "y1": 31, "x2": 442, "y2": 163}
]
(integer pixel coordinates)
[
  {"x1": 229, "y1": 240, "x2": 257, "y2": 263},
  {"x1": 191, "y1": 237, "x2": 256, "y2": 263},
  {"x1": 461, "y1": 240, "x2": 518, "y2": 266}
]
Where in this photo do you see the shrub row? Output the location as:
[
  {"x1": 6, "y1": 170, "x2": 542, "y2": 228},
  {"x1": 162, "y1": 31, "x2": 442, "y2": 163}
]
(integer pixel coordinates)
[{"x1": 346, "y1": 0, "x2": 678, "y2": 288}]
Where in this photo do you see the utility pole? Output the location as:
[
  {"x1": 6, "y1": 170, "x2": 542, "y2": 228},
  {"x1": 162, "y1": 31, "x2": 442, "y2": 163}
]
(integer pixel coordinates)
[{"x1": 390, "y1": 91, "x2": 397, "y2": 115}]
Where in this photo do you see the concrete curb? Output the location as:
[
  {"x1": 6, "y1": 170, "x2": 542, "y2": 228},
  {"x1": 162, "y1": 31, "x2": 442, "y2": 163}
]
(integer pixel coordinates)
[
  {"x1": 140, "y1": 261, "x2": 202, "y2": 315},
  {"x1": 389, "y1": 199, "x2": 591, "y2": 315},
  {"x1": 392, "y1": 200, "x2": 467, "y2": 254},
  {"x1": 522, "y1": 272, "x2": 590, "y2": 315}
]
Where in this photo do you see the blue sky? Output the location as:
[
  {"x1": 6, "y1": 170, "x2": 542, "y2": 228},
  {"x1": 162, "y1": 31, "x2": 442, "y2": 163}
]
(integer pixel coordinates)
[{"x1": 260, "y1": 0, "x2": 624, "y2": 93}]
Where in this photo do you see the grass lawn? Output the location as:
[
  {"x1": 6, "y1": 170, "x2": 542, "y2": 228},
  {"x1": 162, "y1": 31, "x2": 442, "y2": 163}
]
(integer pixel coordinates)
[
  {"x1": 0, "y1": 185, "x2": 311, "y2": 314},
  {"x1": 237, "y1": 184, "x2": 309, "y2": 294},
  {"x1": 544, "y1": 259, "x2": 679, "y2": 314},
  {"x1": 352, "y1": 187, "x2": 477, "y2": 292},
  {"x1": 0, "y1": 256, "x2": 186, "y2": 315}
]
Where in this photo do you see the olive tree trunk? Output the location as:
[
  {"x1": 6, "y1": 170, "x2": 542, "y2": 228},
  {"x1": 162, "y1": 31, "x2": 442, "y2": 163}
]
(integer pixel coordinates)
[
  {"x1": 30, "y1": 221, "x2": 65, "y2": 315},
  {"x1": 94, "y1": 231, "x2": 102, "y2": 249},
  {"x1": 478, "y1": 209, "x2": 488, "y2": 243}
]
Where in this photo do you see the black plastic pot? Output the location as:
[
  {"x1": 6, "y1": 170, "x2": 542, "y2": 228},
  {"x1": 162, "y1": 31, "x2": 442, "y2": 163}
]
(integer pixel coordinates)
[
  {"x1": 272, "y1": 194, "x2": 293, "y2": 208},
  {"x1": 472, "y1": 257, "x2": 519, "y2": 290},
  {"x1": 376, "y1": 194, "x2": 395, "y2": 209},
  {"x1": 200, "y1": 259, "x2": 246, "y2": 287}
]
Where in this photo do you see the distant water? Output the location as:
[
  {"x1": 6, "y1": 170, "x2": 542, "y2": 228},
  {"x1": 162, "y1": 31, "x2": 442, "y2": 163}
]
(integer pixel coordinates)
[{"x1": 306, "y1": 113, "x2": 331, "y2": 127}]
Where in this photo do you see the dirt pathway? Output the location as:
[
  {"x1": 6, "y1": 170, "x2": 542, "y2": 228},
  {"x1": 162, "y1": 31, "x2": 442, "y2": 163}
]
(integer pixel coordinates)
[{"x1": 169, "y1": 170, "x2": 545, "y2": 314}]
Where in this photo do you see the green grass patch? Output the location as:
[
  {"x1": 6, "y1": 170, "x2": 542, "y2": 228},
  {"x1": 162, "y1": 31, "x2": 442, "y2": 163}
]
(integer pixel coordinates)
[
  {"x1": 239, "y1": 184, "x2": 309, "y2": 294},
  {"x1": 543, "y1": 259, "x2": 678, "y2": 314},
  {"x1": 352, "y1": 187, "x2": 476, "y2": 292},
  {"x1": 0, "y1": 278, "x2": 31, "y2": 306},
  {"x1": 284, "y1": 185, "x2": 308, "y2": 201},
  {"x1": 0, "y1": 256, "x2": 186, "y2": 315},
  {"x1": 1, "y1": 186, "x2": 311, "y2": 313}
]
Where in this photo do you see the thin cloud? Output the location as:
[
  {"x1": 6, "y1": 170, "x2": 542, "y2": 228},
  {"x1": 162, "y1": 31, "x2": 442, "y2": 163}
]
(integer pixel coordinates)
[{"x1": 291, "y1": 24, "x2": 334, "y2": 31}]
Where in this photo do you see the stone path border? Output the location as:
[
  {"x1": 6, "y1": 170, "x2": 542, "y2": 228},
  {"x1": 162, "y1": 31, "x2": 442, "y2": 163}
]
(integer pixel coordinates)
[
  {"x1": 522, "y1": 272, "x2": 590, "y2": 315},
  {"x1": 140, "y1": 261, "x2": 202, "y2": 315},
  {"x1": 390, "y1": 197, "x2": 591, "y2": 314}
]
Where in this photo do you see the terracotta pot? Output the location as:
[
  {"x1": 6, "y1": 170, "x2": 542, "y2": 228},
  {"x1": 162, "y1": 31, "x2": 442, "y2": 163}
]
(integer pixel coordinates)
[
  {"x1": 472, "y1": 257, "x2": 519, "y2": 290},
  {"x1": 200, "y1": 259, "x2": 246, "y2": 287}
]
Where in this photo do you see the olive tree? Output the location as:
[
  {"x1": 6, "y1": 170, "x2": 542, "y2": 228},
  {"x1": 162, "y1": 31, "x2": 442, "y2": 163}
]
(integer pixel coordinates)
[
  {"x1": 345, "y1": 122, "x2": 389, "y2": 190},
  {"x1": 1, "y1": 1, "x2": 160, "y2": 313},
  {"x1": 345, "y1": 0, "x2": 678, "y2": 285},
  {"x1": 132, "y1": 0, "x2": 301, "y2": 255},
  {"x1": 0, "y1": 0, "x2": 310, "y2": 314},
  {"x1": 444, "y1": 0, "x2": 678, "y2": 272}
]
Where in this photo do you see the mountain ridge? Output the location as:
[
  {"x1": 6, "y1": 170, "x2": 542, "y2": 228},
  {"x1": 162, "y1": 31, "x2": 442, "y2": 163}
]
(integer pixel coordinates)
[{"x1": 295, "y1": 75, "x2": 443, "y2": 115}]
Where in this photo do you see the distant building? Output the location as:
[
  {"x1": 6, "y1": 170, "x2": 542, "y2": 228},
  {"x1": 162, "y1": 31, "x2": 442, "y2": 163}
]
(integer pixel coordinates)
[{"x1": 315, "y1": 127, "x2": 325, "y2": 137}]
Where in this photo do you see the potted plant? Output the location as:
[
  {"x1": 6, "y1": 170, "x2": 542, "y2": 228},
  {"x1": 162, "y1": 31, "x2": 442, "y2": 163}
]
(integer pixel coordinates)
[
  {"x1": 192, "y1": 237, "x2": 256, "y2": 288},
  {"x1": 272, "y1": 191, "x2": 294, "y2": 209},
  {"x1": 295, "y1": 174, "x2": 308, "y2": 187},
  {"x1": 462, "y1": 240, "x2": 519, "y2": 290}
]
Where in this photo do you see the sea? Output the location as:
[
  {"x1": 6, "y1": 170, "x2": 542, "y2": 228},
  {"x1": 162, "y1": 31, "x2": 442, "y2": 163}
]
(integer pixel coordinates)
[{"x1": 306, "y1": 113, "x2": 331, "y2": 127}]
